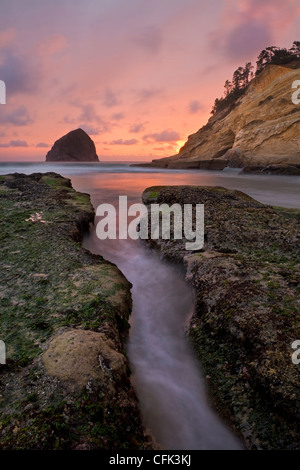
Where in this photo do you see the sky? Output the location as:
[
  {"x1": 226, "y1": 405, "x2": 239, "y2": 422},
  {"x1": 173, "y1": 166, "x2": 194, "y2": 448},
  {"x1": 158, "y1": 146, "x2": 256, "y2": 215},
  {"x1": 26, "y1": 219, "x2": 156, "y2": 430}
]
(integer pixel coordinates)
[{"x1": 0, "y1": 0, "x2": 299, "y2": 162}]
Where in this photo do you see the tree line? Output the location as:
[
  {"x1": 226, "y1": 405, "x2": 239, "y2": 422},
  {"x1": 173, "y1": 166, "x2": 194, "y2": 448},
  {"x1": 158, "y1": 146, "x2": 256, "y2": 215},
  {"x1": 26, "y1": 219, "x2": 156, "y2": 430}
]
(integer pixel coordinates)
[{"x1": 211, "y1": 41, "x2": 300, "y2": 115}]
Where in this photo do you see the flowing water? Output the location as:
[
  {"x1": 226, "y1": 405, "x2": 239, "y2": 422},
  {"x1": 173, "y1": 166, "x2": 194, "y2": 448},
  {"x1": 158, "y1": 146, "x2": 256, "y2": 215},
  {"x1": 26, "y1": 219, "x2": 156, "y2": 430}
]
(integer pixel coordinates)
[{"x1": 1, "y1": 162, "x2": 300, "y2": 449}]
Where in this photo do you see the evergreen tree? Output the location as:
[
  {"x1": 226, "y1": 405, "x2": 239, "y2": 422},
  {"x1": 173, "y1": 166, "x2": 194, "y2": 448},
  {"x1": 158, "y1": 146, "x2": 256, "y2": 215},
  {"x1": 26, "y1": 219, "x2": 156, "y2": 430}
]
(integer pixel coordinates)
[
  {"x1": 211, "y1": 41, "x2": 300, "y2": 115},
  {"x1": 243, "y1": 62, "x2": 254, "y2": 85},
  {"x1": 224, "y1": 80, "x2": 233, "y2": 97},
  {"x1": 290, "y1": 41, "x2": 300, "y2": 58}
]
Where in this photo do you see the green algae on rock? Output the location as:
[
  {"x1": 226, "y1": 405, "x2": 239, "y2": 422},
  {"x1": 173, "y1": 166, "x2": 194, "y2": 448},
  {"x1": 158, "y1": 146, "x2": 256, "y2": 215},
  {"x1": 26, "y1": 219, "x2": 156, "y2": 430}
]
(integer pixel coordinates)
[
  {"x1": 0, "y1": 172, "x2": 151, "y2": 450},
  {"x1": 142, "y1": 185, "x2": 300, "y2": 450}
]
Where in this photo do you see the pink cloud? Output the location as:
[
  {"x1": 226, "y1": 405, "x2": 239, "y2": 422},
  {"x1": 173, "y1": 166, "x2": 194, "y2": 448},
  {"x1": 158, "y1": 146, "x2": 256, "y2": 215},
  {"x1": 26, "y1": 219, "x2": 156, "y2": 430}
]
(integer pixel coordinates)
[
  {"x1": 112, "y1": 112, "x2": 125, "y2": 121},
  {"x1": 102, "y1": 88, "x2": 122, "y2": 107},
  {"x1": 225, "y1": 20, "x2": 271, "y2": 59},
  {"x1": 0, "y1": 106, "x2": 34, "y2": 126},
  {"x1": 38, "y1": 34, "x2": 68, "y2": 56},
  {"x1": 143, "y1": 129, "x2": 181, "y2": 143},
  {"x1": 0, "y1": 139, "x2": 28, "y2": 147},
  {"x1": 129, "y1": 123, "x2": 146, "y2": 133},
  {"x1": 134, "y1": 87, "x2": 164, "y2": 102},
  {"x1": 188, "y1": 100, "x2": 204, "y2": 114},
  {"x1": 36, "y1": 142, "x2": 49, "y2": 148},
  {"x1": 108, "y1": 138, "x2": 138, "y2": 145},
  {"x1": 0, "y1": 29, "x2": 16, "y2": 48},
  {"x1": 133, "y1": 25, "x2": 164, "y2": 54},
  {"x1": 1, "y1": 1, "x2": 299, "y2": 161},
  {"x1": 209, "y1": 0, "x2": 300, "y2": 61}
]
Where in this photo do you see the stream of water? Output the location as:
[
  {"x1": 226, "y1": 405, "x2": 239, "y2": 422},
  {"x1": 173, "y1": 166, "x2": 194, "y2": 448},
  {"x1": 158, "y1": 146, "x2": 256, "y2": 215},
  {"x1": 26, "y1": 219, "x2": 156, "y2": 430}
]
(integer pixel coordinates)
[{"x1": 2, "y1": 162, "x2": 300, "y2": 449}]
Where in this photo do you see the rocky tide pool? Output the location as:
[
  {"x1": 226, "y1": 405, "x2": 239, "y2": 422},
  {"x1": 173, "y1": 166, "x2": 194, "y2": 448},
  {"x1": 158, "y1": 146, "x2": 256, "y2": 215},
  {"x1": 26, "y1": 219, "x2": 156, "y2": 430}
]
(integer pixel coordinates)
[{"x1": 1, "y1": 162, "x2": 300, "y2": 449}]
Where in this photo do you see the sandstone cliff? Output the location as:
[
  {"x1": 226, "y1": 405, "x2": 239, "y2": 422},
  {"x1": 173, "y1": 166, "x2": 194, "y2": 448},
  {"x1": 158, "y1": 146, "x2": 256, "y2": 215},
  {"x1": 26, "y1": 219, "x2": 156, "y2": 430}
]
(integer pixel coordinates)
[
  {"x1": 46, "y1": 128, "x2": 99, "y2": 162},
  {"x1": 151, "y1": 64, "x2": 300, "y2": 169}
]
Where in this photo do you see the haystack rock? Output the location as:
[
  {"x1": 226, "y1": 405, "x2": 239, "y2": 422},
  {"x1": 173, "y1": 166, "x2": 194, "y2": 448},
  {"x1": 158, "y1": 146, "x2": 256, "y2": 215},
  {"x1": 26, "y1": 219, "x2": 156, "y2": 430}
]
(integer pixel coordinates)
[
  {"x1": 149, "y1": 64, "x2": 300, "y2": 169},
  {"x1": 46, "y1": 128, "x2": 99, "y2": 162}
]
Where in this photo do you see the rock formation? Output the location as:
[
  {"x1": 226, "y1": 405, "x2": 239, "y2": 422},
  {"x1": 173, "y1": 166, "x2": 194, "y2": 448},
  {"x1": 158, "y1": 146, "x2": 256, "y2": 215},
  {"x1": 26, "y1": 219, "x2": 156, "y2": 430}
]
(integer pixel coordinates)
[
  {"x1": 150, "y1": 64, "x2": 300, "y2": 169},
  {"x1": 241, "y1": 164, "x2": 300, "y2": 175},
  {"x1": 0, "y1": 173, "x2": 152, "y2": 450},
  {"x1": 46, "y1": 128, "x2": 99, "y2": 162},
  {"x1": 142, "y1": 185, "x2": 300, "y2": 449}
]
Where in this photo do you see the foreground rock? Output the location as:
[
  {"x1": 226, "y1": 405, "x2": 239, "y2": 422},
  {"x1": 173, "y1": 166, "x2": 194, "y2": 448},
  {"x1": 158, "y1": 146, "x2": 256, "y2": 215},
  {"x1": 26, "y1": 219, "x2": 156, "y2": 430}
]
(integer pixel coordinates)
[
  {"x1": 142, "y1": 185, "x2": 300, "y2": 449},
  {"x1": 147, "y1": 64, "x2": 300, "y2": 169},
  {"x1": 46, "y1": 128, "x2": 99, "y2": 162},
  {"x1": 0, "y1": 173, "x2": 151, "y2": 450}
]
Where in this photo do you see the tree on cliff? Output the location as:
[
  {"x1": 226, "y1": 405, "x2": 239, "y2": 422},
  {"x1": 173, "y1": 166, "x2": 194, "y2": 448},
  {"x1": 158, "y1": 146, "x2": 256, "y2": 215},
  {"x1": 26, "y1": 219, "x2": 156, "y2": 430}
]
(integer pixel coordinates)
[
  {"x1": 256, "y1": 45, "x2": 299, "y2": 74},
  {"x1": 211, "y1": 42, "x2": 300, "y2": 115},
  {"x1": 211, "y1": 62, "x2": 254, "y2": 114},
  {"x1": 290, "y1": 41, "x2": 300, "y2": 57}
]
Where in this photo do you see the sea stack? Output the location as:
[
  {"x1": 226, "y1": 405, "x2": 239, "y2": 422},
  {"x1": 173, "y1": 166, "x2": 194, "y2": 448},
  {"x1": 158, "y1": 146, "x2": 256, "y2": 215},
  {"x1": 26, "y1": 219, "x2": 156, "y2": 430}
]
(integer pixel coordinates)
[{"x1": 46, "y1": 128, "x2": 99, "y2": 162}]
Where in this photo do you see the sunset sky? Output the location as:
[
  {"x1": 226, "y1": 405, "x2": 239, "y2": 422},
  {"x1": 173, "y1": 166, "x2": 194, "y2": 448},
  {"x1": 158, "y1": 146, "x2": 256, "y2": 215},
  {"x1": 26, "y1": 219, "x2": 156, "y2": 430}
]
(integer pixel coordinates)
[{"x1": 0, "y1": 0, "x2": 299, "y2": 161}]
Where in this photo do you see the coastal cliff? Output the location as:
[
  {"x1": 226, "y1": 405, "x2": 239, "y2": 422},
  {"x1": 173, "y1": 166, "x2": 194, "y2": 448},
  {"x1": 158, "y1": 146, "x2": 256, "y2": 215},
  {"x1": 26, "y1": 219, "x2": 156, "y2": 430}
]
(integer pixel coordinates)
[
  {"x1": 142, "y1": 185, "x2": 300, "y2": 449},
  {"x1": 150, "y1": 64, "x2": 300, "y2": 169},
  {"x1": 0, "y1": 173, "x2": 151, "y2": 449}
]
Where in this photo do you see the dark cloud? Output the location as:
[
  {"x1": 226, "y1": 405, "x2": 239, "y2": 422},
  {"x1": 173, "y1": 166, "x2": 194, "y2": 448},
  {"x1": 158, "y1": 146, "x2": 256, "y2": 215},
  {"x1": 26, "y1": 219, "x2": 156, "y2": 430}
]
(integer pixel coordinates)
[
  {"x1": 112, "y1": 112, "x2": 125, "y2": 121},
  {"x1": 78, "y1": 124, "x2": 100, "y2": 135},
  {"x1": 0, "y1": 43, "x2": 41, "y2": 96},
  {"x1": 133, "y1": 25, "x2": 163, "y2": 54},
  {"x1": 63, "y1": 115, "x2": 76, "y2": 124},
  {"x1": 129, "y1": 122, "x2": 146, "y2": 133},
  {"x1": 143, "y1": 129, "x2": 180, "y2": 143},
  {"x1": 135, "y1": 87, "x2": 164, "y2": 102},
  {"x1": 0, "y1": 106, "x2": 34, "y2": 126},
  {"x1": 79, "y1": 103, "x2": 100, "y2": 122},
  {"x1": 108, "y1": 138, "x2": 138, "y2": 145},
  {"x1": 10, "y1": 139, "x2": 28, "y2": 147},
  {"x1": 36, "y1": 142, "x2": 49, "y2": 148},
  {"x1": 102, "y1": 88, "x2": 122, "y2": 107},
  {"x1": 224, "y1": 21, "x2": 271, "y2": 60},
  {"x1": 66, "y1": 103, "x2": 110, "y2": 133},
  {"x1": 0, "y1": 139, "x2": 28, "y2": 147},
  {"x1": 188, "y1": 100, "x2": 203, "y2": 114}
]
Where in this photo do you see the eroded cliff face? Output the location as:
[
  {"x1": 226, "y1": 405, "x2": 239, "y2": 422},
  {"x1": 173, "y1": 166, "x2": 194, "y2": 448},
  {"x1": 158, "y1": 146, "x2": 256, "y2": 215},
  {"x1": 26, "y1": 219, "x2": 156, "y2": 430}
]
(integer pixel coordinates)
[{"x1": 152, "y1": 64, "x2": 300, "y2": 168}]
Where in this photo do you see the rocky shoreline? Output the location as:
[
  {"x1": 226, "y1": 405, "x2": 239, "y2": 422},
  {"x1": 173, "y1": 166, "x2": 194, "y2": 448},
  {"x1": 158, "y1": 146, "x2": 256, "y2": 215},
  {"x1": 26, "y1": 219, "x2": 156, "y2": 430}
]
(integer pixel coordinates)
[
  {"x1": 130, "y1": 159, "x2": 227, "y2": 171},
  {"x1": 0, "y1": 173, "x2": 151, "y2": 450},
  {"x1": 142, "y1": 185, "x2": 300, "y2": 449},
  {"x1": 241, "y1": 164, "x2": 300, "y2": 176},
  {"x1": 132, "y1": 161, "x2": 300, "y2": 175}
]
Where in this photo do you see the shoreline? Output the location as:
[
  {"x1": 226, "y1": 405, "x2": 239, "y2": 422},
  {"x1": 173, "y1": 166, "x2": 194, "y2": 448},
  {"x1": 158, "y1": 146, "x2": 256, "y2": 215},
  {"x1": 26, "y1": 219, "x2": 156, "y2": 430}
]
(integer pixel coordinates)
[
  {"x1": 142, "y1": 185, "x2": 300, "y2": 449},
  {"x1": 0, "y1": 172, "x2": 152, "y2": 450},
  {"x1": 1, "y1": 171, "x2": 299, "y2": 450},
  {"x1": 131, "y1": 161, "x2": 300, "y2": 176}
]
